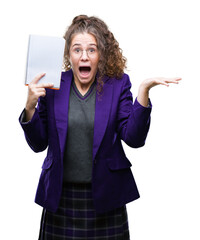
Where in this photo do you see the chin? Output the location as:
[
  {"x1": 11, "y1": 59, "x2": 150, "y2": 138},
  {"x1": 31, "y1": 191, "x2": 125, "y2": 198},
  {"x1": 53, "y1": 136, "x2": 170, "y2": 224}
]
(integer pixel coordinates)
[
  {"x1": 79, "y1": 75, "x2": 96, "y2": 84},
  {"x1": 82, "y1": 79, "x2": 95, "y2": 86}
]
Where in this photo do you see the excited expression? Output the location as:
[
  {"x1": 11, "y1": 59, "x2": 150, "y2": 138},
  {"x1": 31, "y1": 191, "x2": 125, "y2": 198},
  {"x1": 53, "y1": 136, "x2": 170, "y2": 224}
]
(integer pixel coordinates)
[{"x1": 69, "y1": 32, "x2": 100, "y2": 89}]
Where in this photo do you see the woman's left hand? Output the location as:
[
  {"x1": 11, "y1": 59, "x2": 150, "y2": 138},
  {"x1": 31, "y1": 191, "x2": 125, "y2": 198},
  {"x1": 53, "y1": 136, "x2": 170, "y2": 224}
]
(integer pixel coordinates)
[
  {"x1": 137, "y1": 77, "x2": 182, "y2": 107},
  {"x1": 140, "y1": 77, "x2": 182, "y2": 91}
]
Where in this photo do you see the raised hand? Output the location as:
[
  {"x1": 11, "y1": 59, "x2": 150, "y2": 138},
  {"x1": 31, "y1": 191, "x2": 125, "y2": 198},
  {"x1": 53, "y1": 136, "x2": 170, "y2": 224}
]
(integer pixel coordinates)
[
  {"x1": 141, "y1": 77, "x2": 182, "y2": 90},
  {"x1": 137, "y1": 77, "x2": 182, "y2": 107},
  {"x1": 25, "y1": 73, "x2": 54, "y2": 121}
]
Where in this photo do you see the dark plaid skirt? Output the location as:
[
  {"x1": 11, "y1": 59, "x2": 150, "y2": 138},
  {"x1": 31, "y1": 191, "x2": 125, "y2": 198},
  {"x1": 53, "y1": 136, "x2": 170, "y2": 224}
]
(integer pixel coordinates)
[{"x1": 39, "y1": 182, "x2": 130, "y2": 240}]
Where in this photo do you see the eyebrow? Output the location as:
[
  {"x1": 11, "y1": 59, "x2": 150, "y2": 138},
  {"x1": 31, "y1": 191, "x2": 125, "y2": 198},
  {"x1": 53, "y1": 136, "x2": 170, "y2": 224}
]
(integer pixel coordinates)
[{"x1": 71, "y1": 43, "x2": 98, "y2": 48}]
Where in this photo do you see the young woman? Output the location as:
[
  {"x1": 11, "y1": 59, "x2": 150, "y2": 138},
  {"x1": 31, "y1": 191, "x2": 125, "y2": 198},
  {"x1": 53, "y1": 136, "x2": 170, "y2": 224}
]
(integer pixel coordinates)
[{"x1": 19, "y1": 15, "x2": 181, "y2": 239}]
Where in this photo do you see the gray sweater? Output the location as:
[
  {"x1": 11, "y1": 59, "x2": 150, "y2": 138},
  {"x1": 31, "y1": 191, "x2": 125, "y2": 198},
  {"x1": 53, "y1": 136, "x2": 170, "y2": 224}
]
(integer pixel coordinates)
[{"x1": 63, "y1": 79, "x2": 96, "y2": 183}]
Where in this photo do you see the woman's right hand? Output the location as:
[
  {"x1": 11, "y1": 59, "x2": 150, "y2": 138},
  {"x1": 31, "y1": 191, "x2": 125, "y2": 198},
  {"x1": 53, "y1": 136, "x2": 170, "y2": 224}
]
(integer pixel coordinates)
[{"x1": 25, "y1": 73, "x2": 54, "y2": 121}]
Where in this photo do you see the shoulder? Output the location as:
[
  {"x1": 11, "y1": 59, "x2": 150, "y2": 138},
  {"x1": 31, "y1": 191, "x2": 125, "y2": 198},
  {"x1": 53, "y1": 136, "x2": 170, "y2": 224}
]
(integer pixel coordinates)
[
  {"x1": 105, "y1": 73, "x2": 132, "y2": 89},
  {"x1": 101, "y1": 73, "x2": 132, "y2": 100},
  {"x1": 61, "y1": 69, "x2": 73, "y2": 81}
]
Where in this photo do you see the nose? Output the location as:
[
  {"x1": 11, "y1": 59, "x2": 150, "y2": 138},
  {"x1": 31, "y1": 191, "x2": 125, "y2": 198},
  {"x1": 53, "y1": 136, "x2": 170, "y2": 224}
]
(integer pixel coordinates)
[{"x1": 81, "y1": 50, "x2": 89, "y2": 61}]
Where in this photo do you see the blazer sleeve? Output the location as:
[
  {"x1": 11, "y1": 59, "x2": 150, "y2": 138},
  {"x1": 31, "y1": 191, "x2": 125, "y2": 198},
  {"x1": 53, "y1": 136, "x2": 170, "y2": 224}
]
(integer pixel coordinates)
[
  {"x1": 117, "y1": 74, "x2": 152, "y2": 148},
  {"x1": 19, "y1": 96, "x2": 48, "y2": 153}
]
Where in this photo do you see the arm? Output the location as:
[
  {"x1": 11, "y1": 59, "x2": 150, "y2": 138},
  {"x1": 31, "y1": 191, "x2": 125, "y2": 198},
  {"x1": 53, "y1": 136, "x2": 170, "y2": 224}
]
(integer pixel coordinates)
[
  {"x1": 117, "y1": 75, "x2": 152, "y2": 148},
  {"x1": 137, "y1": 77, "x2": 182, "y2": 107},
  {"x1": 19, "y1": 73, "x2": 54, "y2": 152},
  {"x1": 19, "y1": 96, "x2": 48, "y2": 152},
  {"x1": 117, "y1": 75, "x2": 181, "y2": 148}
]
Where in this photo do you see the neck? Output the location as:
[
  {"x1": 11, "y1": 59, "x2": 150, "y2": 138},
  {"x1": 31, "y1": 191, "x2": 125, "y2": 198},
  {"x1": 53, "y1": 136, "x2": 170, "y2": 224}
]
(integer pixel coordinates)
[{"x1": 74, "y1": 78, "x2": 95, "y2": 96}]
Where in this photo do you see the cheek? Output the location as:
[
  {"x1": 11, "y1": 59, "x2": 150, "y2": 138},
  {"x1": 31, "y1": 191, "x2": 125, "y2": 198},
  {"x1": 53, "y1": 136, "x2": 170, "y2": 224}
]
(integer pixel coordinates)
[
  {"x1": 69, "y1": 58, "x2": 78, "y2": 68},
  {"x1": 93, "y1": 58, "x2": 100, "y2": 68}
]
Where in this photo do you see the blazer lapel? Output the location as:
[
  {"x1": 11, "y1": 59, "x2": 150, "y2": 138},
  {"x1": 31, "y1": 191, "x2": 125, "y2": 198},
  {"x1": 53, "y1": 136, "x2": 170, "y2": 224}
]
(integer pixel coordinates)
[
  {"x1": 93, "y1": 79, "x2": 113, "y2": 161},
  {"x1": 54, "y1": 70, "x2": 73, "y2": 157},
  {"x1": 53, "y1": 70, "x2": 113, "y2": 162}
]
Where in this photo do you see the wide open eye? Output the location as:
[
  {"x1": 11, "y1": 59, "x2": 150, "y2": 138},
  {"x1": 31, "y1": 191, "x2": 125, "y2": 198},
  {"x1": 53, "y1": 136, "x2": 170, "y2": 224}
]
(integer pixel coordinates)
[
  {"x1": 88, "y1": 48, "x2": 95, "y2": 53},
  {"x1": 74, "y1": 48, "x2": 81, "y2": 54}
]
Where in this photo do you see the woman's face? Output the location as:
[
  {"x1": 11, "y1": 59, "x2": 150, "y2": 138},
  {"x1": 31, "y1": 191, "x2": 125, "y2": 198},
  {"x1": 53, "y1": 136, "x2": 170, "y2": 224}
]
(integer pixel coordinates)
[{"x1": 69, "y1": 32, "x2": 100, "y2": 87}]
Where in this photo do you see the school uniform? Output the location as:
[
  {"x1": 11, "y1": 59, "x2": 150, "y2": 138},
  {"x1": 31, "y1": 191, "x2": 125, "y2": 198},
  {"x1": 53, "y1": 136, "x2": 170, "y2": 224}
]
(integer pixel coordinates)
[{"x1": 19, "y1": 69, "x2": 152, "y2": 239}]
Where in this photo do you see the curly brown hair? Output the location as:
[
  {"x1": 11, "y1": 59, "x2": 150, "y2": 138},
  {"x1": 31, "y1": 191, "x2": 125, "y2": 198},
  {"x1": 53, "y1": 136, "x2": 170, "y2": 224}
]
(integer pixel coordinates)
[{"x1": 63, "y1": 15, "x2": 127, "y2": 94}]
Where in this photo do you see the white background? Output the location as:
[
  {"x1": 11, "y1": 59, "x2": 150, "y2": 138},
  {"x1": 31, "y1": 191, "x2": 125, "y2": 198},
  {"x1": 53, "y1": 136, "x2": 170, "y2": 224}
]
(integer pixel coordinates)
[{"x1": 0, "y1": 0, "x2": 199, "y2": 239}]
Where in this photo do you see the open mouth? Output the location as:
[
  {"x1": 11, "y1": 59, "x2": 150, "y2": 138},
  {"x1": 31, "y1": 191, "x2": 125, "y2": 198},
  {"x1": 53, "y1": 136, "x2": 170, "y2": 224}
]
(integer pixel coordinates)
[{"x1": 79, "y1": 66, "x2": 91, "y2": 77}]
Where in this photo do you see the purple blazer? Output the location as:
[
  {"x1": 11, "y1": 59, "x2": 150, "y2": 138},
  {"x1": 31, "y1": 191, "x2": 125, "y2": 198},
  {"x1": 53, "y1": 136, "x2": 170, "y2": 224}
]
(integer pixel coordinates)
[{"x1": 19, "y1": 69, "x2": 152, "y2": 214}]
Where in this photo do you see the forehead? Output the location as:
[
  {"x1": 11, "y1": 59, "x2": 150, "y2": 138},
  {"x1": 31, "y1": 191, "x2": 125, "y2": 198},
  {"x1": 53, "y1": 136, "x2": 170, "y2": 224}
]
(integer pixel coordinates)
[{"x1": 71, "y1": 32, "x2": 97, "y2": 47}]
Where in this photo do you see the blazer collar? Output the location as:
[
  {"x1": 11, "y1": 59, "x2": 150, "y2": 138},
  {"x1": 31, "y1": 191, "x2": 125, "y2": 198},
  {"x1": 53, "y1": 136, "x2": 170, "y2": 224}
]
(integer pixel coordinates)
[
  {"x1": 93, "y1": 80, "x2": 113, "y2": 160},
  {"x1": 54, "y1": 69, "x2": 73, "y2": 157}
]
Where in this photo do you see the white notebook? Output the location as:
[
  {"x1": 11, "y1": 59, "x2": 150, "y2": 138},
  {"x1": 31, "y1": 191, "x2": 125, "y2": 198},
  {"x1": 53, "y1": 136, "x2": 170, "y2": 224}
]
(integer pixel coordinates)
[{"x1": 25, "y1": 35, "x2": 65, "y2": 89}]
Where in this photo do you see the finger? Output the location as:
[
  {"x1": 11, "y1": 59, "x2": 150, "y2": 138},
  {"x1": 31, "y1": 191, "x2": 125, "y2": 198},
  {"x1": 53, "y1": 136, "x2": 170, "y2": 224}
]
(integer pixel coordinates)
[
  {"x1": 36, "y1": 82, "x2": 54, "y2": 89},
  {"x1": 163, "y1": 77, "x2": 182, "y2": 82},
  {"x1": 28, "y1": 87, "x2": 45, "y2": 97},
  {"x1": 30, "y1": 73, "x2": 46, "y2": 85},
  {"x1": 174, "y1": 77, "x2": 182, "y2": 83},
  {"x1": 37, "y1": 88, "x2": 46, "y2": 94},
  {"x1": 166, "y1": 80, "x2": 181, "y2": 84},
  {"x1": 157, "y1": 80, "x2": 169, "y2": 87},
  {"x1": 158, "y1": 77, "x2": 181, "y2": 85},
  {"x1": 39, "y1": 91, "x2": 46, "y2": 97},
  {"x1": 35, "y1": 90, "x2": 46, "y2": 98}
]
